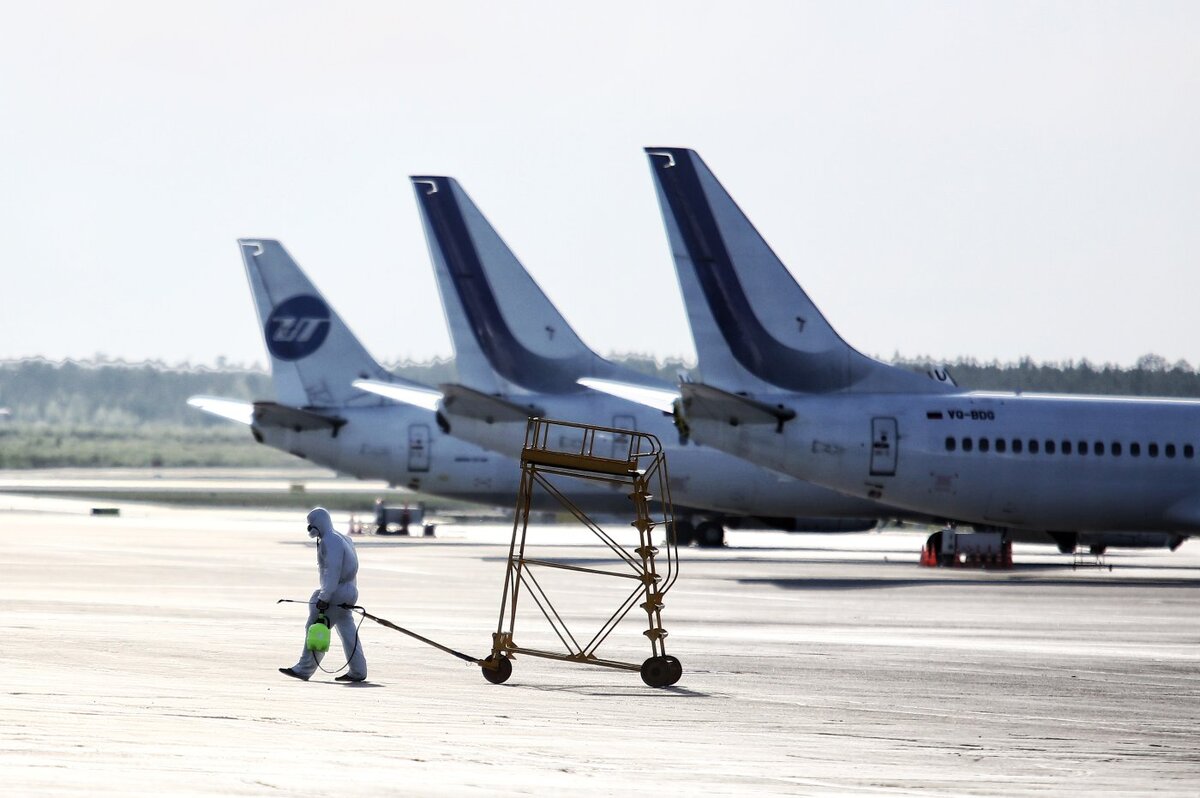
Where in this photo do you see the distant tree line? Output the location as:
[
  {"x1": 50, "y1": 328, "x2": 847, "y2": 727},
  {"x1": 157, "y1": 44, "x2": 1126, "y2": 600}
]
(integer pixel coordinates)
[
  {"x1": 2, "y1": 353, "x2": 1199, "y2": 429},
  {"x1": 0, "y1": 359, "x2": 273, "y2": 428},
  {"x1": 895, "y1": 353, "x2": 1200, "y2": 398}
]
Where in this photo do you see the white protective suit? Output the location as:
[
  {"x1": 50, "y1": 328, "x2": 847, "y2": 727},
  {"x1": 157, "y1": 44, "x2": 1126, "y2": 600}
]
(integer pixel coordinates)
[{"x1": 289, "y1": 507, "x2": 368, "y2": 680}]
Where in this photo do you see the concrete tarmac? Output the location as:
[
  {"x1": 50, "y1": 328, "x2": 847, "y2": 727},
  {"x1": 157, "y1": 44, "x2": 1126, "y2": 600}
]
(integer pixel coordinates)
[{"x1": 2, "y1": 492, "x2": 1198, "y2": 796}]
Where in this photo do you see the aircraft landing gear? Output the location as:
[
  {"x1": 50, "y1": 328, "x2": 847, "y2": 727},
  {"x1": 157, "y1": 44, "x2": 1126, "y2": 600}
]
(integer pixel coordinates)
[
  {"x1": 668, "y1": 520, "x2": 695, "y2": 547},
  {"x1": 695, "y1": 520, "x2": 726, "y2": 548}
]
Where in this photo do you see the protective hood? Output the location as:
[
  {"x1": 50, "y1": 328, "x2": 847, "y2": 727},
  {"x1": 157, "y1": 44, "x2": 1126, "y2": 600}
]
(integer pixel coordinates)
[{"x1": 306, "y1": 507, "x2": 335, "y2": 538}]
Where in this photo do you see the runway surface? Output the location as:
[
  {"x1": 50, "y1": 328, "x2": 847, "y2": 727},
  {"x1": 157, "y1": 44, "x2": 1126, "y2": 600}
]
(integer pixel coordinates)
[{"x1": 2, "y1": 487, "x2": 1198, "y2": 795}]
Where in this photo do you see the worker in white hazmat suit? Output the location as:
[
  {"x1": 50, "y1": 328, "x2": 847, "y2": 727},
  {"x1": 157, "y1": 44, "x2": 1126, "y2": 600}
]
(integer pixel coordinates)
[{"x1": 279, "y1": 507, "x2": 368, "y2": 682}]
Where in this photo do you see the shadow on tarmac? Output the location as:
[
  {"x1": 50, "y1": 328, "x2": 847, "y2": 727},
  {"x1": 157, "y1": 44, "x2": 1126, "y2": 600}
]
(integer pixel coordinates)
[
  {"x1": 307, "y1": 680, "x2": 385, "y2": 688},
  {"x1": 515, "y1": 683, "x2": 711, "y2": 698},
  {"x1": 740, "y1": 575, "x2": 1200, "y2": 590}
]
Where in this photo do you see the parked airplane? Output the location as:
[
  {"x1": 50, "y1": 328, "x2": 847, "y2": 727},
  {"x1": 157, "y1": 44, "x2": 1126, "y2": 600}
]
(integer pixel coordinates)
[
  {"x1": 354, "y1": 175, "x2": 906, "y2": 546},
  {"x1": 635, "y1": 146, "x2": 1192, "y2": 554},
  {"x1": 188, "y1": 239, "x2": 639, "y2": 514}
]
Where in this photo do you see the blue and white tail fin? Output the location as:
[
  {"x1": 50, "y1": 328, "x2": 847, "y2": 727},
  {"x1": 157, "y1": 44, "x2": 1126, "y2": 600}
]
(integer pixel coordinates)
[
  {"x1": 645, "y1": 148, "x2": 949, "y2": 395},
  {"x1": 239, "y1": 239, "x2": 402, "y2": 409},
  {"x1": 410, "y1": 176, "x2": 659, "y2": 395}
]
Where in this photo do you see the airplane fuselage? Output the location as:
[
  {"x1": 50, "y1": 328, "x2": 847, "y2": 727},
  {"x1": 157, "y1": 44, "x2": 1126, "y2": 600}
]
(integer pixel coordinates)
[
  {"x1": 688, "y1": 390, "x2": 1200, "y2": 535},
  {"x1": 439, "y1": 391, "x2": 892, "y2": 523},
  {"x1": 252, "y1": 404, "x2": 639, "y2": 514}
]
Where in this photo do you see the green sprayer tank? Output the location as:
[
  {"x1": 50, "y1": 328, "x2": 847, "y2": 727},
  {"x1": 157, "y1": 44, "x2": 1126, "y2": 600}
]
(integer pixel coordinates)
[{"x1": 306, "y1": 614, "x2": 331, "y2": 653}]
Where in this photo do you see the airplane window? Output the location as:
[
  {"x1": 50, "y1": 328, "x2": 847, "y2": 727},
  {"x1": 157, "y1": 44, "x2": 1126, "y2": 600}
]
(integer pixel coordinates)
[
  {"x1": 1012, "y1": 439, "x2": 1023, "y2": 454},
  {"x1": 1078, "y1": 440, "x2": 1087, "y2": 456},
  {"x1": 1029, "y1": 439, "x2": 1039, "y2": 454},
  {"x1": 979, "y1": 438, "x2": 990, "y2": 452},
  {"x1": 1045, "y1": 440, "x2": 1055, "y2": 454},
  {"x1": 1166, "y1": 443, "x2": 1176, "y2": 458},
  {"x1": 1131, "y1": 442, "x2": 1141, "y2": 457},
  {"x1": 1149, "y1": 443, "x2": 1159, "y2": 458},
  {"x1": 1062, "y1": 441, "x2": 1072, "y2": 455},
  {"x1": 1112, "y1": 442, "x2": 1122, "y2": 456},
  {"x1": 945, "y1": 436, "x2": 956, "y2": 452},
  {"x1": 1094, "y1": 441, "x2": 1104, "y2": 456},
  {"x1": 996, "y1": 438, "x2": 1007, "y2": 453},
  {"x1": 1185, "y1": 444, "x2": 1194, "y2": 459},
  {"x1": 962, "y1": 437, "x2": 974, "y2": 452}
]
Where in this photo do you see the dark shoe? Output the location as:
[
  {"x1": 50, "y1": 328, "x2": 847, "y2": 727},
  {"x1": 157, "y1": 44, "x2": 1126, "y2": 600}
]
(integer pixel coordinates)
[
  {"x1": 279, "y1": 667, "x2": 309, "y2": 681},
  {"x1": 335, "y1": 673, "x2": 366, "y2": 682}
]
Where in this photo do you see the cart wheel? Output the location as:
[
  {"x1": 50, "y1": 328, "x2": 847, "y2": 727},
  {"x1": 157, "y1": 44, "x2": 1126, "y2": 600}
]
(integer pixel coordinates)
[
  {"x1": 640, "y1": 656, "x2": 670, "y2": 687},
  {"x1": 481, "y1": 655, "x2": 512, "y2": 685},
  {"x1": 663, "y1": 655, "x2": 682, "y2": 686}
]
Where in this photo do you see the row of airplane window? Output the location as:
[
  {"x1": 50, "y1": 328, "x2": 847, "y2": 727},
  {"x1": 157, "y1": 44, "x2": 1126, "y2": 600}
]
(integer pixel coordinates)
[{"x1": 944, "y1": 437, "x2": 1196, "y2": 459}]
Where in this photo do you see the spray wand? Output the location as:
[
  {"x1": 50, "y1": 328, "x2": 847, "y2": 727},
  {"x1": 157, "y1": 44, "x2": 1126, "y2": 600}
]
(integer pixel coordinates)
[{"x1": 277, "y1": 599, "x2": 481, "y2": 665}]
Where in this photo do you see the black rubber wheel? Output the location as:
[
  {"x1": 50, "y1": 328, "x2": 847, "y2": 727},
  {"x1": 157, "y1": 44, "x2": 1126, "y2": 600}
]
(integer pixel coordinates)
[
  {"x1": 668, "y1": 520, "x2": 695, "y2": 547},
  {"x1": 640, "y1": 656, "x2": 670, "y2": 687},
  {"x1": 663, "y1": 655, "x2": 682, "y2": 686},
  {"x1": 695, "y1": 521, "x2": 725, "y2": 548},
  {"x1": 481, "y1": 655, "x2": 512, "y2": 685}
]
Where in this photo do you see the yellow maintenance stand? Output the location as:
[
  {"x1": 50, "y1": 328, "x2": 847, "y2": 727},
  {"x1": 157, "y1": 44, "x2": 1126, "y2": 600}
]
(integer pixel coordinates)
[{"x1": 479, "y1": 418, "x2": 681, "y2": 687}]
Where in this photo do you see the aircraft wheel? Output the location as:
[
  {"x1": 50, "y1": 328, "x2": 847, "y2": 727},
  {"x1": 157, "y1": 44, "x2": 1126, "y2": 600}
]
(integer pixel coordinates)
[
  {"x1": 669, "y1": 520, "x2": 695, "y2": 547},
  {"x1": 481, "y1": 655, "x2": 512, "y2": 685},
  {"x1": 663, "y1": 655, "x2": 682, "y2": 686},
  {"x1": 695, "y1": 521, "x2": 725, "y2": 548},
  {"x1": 640, "y1": 656, "x2": 671, "y2": 687}
]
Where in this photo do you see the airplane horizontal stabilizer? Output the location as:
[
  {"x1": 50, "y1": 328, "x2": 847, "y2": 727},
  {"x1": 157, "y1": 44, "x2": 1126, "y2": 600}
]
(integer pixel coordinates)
[
  {"x1": 353, "y1": 380, "x2": 444, "y2": 411},
  {"x1": 577, "y1": 378, "x2": 679, "y2": 413},
  {"x1": 251, "y1": 402, "x2": 345, "y2": 434},
  {"x1": 187, "y1": 396, "x2": 254, "y2": 425},
  {"x1": 680, "y1": 382, "x2": 795, "y2": 427},
  {"x1": 438, "y1": 383, "x2": 544, "y2": 423}
]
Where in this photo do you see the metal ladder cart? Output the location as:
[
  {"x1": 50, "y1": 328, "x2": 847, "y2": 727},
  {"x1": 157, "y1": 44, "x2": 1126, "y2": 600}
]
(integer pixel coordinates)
[{"x1": 479, "y1": 418, "x2": 682, "y2": 687}]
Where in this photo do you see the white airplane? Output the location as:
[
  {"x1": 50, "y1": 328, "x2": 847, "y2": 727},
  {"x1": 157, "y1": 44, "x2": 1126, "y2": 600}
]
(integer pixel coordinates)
[
  {"x1": 353, "y1": 175, "x2": 913, "y2": 546},
  {"x1": 633, "y1": 146, "x2": 1191, "y2": 555},
  {"x1": 188, "y1": 239, "x2": 642, "y2": 514}
]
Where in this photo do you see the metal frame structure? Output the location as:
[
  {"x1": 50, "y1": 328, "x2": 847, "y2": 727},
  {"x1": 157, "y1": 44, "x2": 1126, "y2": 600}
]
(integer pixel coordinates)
[{"x1": 479, "y1": 418, "x2": 681, "y2": 687}]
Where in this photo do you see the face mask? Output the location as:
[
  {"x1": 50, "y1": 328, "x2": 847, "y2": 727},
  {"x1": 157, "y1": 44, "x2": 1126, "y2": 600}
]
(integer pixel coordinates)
[{"x1": 307, "y1": 524, "x2": 321, "y2": 539}]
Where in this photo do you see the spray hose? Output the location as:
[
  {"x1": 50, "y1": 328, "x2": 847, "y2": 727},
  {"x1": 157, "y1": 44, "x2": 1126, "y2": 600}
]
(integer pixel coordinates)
[
  {"x1": 277, "y1": 599, "x2": 482, "y2": 666},
  {"x1": 276, "y1": 598, "x2": 366, "y2": 674},
  {"x1": 343, "y1": 605, "x2": 482, "y2": 664}
]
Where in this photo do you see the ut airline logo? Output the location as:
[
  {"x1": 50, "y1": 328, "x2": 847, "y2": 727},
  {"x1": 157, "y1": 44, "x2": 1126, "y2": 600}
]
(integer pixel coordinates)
[{"x1": 265, "y1": 295, "x2": 331, "y2": 361}]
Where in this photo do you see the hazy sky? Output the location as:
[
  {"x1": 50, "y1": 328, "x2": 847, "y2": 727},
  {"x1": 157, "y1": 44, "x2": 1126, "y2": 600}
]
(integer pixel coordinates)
[{"x1": 3, "y1": 2, "x2": 1198, "y2": 369}]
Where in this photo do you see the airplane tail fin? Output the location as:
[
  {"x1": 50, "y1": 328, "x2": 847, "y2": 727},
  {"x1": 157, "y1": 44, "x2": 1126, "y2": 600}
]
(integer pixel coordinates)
[
  {"x1": 645, "y1": 148, "x2": 948, "y2": 395},
  {"x1": 239, "y1": 239, "x2": 397, "y2": 409},
  {"x1": 410, "y1": 176, "x2": 656, "y2": 394}
]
